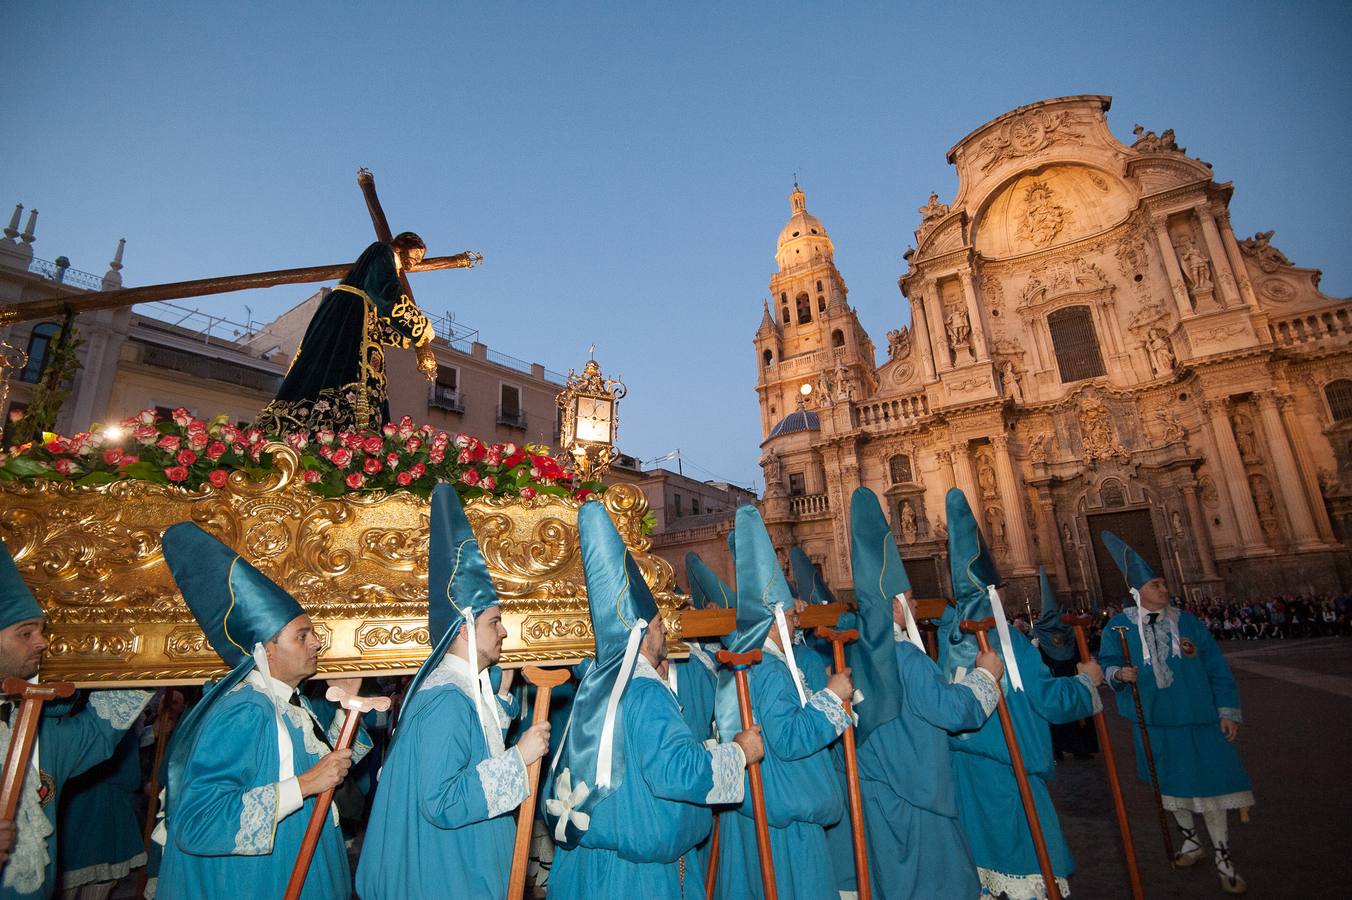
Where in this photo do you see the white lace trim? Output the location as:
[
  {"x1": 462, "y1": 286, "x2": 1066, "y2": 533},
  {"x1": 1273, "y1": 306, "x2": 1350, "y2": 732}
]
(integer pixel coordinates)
[
  {"x1": 60, "y1": 851, "x2": 148, "y2": 889},
  {"x1": 977, "y1": 866, "x2": 1071, "y2": 899},
  {"x1": 688, "y1": 642, "x2": 719, "y2": 676},
  {"x1": 477, "y1": 747, "x2": 529, "y2": 819},
  {"x1": 764, "y1": 641, "x2": 812, "y2": 705},
  {"x1": 962, "y1": 667, "x2": 1001, "y2": 717},
  {"x1": 282, "y1": 699, "x2": 332, "y2": 760},
  {"x1": 1162, "y1": 791, "x2": 1255, "y2": 813},
  {"x1": 87, "y1": 690, "x2": 153, "y2": 730},
  {"x1": 233, "y1": 783, "x2": 278, "y2": 855},
  {"x1": 0, "y1": 717, "x2": 52, "y2": 894},
  {"x1": 704, "y1": 741, "x2": 746, "y2": 805},
  {"x1": 1217, "y1": 706, "x2": 1242, "y2": 723},
  {"x1": 808, "y1": 688, "x2": 849, "y2": 736},
  {"x1": 1074, "y1": 672, "x2": 1103, "y2": 715},
  {"x1": 421, "y1": 652, "x2": 507, "y2": 755}
]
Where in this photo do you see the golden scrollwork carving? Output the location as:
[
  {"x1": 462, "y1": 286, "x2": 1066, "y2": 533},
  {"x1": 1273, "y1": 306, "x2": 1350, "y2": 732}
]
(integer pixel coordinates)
[{"x1": 0, "y1": 447, "x2": 675, "y2": 686}]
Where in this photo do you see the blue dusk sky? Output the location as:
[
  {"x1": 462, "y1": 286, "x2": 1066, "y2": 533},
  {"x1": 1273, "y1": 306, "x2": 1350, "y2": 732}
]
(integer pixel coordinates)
[{"x1": 3, "y1": 2, "x2": 1349, "y2": 491}]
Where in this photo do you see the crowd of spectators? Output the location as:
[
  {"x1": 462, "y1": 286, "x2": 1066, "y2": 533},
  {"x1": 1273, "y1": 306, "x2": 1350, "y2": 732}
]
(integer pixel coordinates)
[{"x1": 1182, "y1": 594, "x2": 1352, "y2": 640}]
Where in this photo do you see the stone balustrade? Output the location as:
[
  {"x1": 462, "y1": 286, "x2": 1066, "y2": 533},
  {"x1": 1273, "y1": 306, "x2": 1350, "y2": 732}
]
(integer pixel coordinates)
[
  {"x1": 788, "y1": 493, "x2": 830, "y2": 518},
  {"x1": 1271, "y1": 305, "x2": 1352, "y2": 348},
  {"x1": 853, "y1": 392, "x2": 931, "y2": 429}
]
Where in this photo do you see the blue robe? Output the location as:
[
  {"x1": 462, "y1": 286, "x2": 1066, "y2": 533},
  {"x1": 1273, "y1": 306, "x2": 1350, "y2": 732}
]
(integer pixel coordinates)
[
  {"x1": 797, "y1": 637, "x2": 856, "y2": 896},
  {"x1": 675, "y1": 644, "x2": 721, "y2": 880},
  {"x1": 551, "y1": 665, "x2": 743, "y2": 900},
  {"x1": 356, "y1": 660, "x2": 528, "y2": 900},
  {"x1": 0, "y1": 690, "x2": 151, "y2": 900},
  {"x1": 1097, "y1": 607, "x2": 1253, "y2": 810},
  {"x1": 859, "y1": 641, "x2": 996, "y2": 900},
  {"x1": 714, "y1": 646, "x2": 848, "y2": 900},
  {"x1": 159, "y1": 679, "x2": 370, "y2": 900},
  {"x1": 56, "y1": 725, "x2": 146, "y2": 891},
  {"x1": 945, "y1": 628, "x2": 1098, "y2": 899}
]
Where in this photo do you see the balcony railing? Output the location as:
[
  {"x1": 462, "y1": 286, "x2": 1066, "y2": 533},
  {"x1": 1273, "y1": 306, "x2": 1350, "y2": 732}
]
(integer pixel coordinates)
[
  {"x1": 138, "y1": 343, "x2": 283, "y2": 394},
  {"x1": 27, "y1": 257, "x2": 105, "y2": 292},
  {"x1": 1271, "y1": 305, "x2": 1352, "y2": 348},
  {"x1": 496, "y1": 405, "x2": 527, "y2": 429},
  {"x1": 853, "y1": 391, "x2": 931, "y2": 430},
  {"x1": 428, "y1": 385, "x2": 464, "y2": 413},
  {"x1": 788, "y1": 493, "x2": 830, "y2": 518}
]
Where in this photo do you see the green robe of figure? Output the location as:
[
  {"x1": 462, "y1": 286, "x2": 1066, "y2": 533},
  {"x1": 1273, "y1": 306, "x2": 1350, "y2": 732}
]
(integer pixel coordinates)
[{"x1": 254, "y1": 241, "x2": 433, "y2": 435}]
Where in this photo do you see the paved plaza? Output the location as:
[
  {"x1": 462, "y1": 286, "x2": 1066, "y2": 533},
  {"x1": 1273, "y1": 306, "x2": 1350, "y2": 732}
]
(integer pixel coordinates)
[{"x1": 1053, "y1": 637, "x2": 1352, "y2": 899}]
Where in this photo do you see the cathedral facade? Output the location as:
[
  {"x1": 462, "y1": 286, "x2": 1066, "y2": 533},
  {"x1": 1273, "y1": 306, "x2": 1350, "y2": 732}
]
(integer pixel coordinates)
[{"x1": 755, "y1": 95, "x2": 1352, "y2": 606}]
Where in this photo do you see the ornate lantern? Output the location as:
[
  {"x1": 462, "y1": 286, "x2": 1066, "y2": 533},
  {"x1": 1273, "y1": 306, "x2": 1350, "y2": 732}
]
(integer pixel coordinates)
[{"x1": 556, "y1": 357, "x2": 627, "y2": 483}]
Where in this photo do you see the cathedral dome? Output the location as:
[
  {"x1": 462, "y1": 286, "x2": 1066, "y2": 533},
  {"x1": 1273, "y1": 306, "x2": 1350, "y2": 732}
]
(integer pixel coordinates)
[
  {"x1": 767, "y1": 409, "x2": 820, "y2": 440},
  {"x1": 775, "y1": 183, "x2": 834, "y2": 270}
]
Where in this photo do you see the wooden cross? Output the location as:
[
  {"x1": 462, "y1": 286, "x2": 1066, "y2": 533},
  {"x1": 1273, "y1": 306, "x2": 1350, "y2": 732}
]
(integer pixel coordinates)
[
  {"x1": 0, "y1": 678, "x2": 76, "y2": 821},
  {"x1": 814, "y1": 626, "x2": 870, "y2": 900}
]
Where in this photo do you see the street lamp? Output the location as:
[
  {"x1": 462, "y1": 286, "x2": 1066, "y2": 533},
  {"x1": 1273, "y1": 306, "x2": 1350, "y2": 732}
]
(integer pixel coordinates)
[{"x1": 556, "y1": 357, "x2": 627, "y2": 483}]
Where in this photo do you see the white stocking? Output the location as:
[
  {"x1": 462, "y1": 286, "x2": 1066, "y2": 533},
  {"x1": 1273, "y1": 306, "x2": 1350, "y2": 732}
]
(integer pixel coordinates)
[
  {"x1": 1172, "y1": 808, "x2": 1195, "y2": 830},
  {"x1": 1202, "y1": 809, "x2": 1230, "y2": 848}
]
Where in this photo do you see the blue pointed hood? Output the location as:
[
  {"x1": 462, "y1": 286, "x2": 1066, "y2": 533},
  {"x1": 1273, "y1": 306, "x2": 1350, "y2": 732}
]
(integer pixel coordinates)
[
  {"x1": 790, "y1": 547, "x2": 835, "y2": 606},
  {"x1": 846, "y1": 488, "x2": 905, "y2": 744},
  {"x1": 0, "y1": 538, "x2": 44, "y2": 631},
  {"x1": 686, "y1": 552, "x2": 734, "y2": 610},
  {"x1": 1100, "y1": 530, "x2": 1159, "y2": 594},
  {"x1": 1032, "y1": 566, "x2": 1075, "y2": 662},
  {"x1": 544, "y1": 500, "x2": 659, "y2": 848},
  {"x1": 728, "y1": 505, "x2": 793, "y2": 655}
]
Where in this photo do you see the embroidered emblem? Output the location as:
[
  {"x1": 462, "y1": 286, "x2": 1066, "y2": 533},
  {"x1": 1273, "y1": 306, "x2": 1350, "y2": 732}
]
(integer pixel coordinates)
[
  {"x1": 1180, "y1": 637, "x2": 1197, "y2": 657},
  {"x1": 37, "y1": 770, "x2": 55, "y2": 807},
  {"x1": 1051, "y1": 634, "x2": 1066, "y2": 646}
]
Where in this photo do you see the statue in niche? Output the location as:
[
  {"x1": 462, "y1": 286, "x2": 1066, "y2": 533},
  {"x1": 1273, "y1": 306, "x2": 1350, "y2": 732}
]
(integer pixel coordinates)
[
  {"x1": 1171, "y1": 509, "x2": 1185, "y2": 537},
  {"x1": 1145, "y1": 326, "x2": 1177, "y2": 376},
  {"x1": 985, "y1": 506, "x2": 1008, "y2": 550},
  {"x1": 1177, "y1": 238, "x2": 1213, "y2": 294},
  {"x1": 977, "y1": 455, "x2": 998, "y2": 499},
  {"x1": 945, "y1": 306, "x2": 973, "y2": 360},
  {"x1": 1250, "y1": 475, "x2": 1278, "y2": 530},
  {"x1": 1079, "y1": 394, "x2": 1125, "y2": 463},
  {"x1": 918, "y1": 192, "x2": 949, "y2": 224},
  {"x1": 900, "y1": 500, "x2": 918, "y2": 544},
  {"x1": 1061, "y1": 521, "x2": 1074, "y2": 548},
  {"x1": 1232, "y1": 413, "x2": 1259, "y2": 462},
  {"x1": 1017, "y1": 181, "x2": 1072, "y2": 248},
  {"x1": 1000, "y1": 362, "x2": 1024, "y2": 402},
  {"x1": 886, "y1": 326, "x2": 912, "y2": 360}
]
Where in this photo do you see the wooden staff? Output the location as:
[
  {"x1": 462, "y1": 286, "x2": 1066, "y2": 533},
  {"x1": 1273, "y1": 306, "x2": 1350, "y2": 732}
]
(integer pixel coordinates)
[
  {"x1": 1113, "y1": 624, "x2": 1175, "y2": 868},
  {"x1": 815, "y1": 627, "x2": 870, "y2": 900},
  {"x1": 508, "y1": 666, "x2": 570, "y2": 900},
  {"x1": 283, "y1": 685, "x2": 391, "y2": 900},
  {"x1": 0, "y1": 678, "x2": 75, "y2": 819},
  {"x1": 1062, "y1": 615, "x2": 1143, "y2": 900},
  {"x1": 704, "y1": 806, "x2": 722, "y2": 898},
  {"x1": 715, "y1": 648, "x2": 777, "y2": 900},
  {"x1": 959, "y1": 619, "x2": 1062, "y2": 900},
  {"x1": 135, "y1": 688, "x2": 183, "y2": 897}
]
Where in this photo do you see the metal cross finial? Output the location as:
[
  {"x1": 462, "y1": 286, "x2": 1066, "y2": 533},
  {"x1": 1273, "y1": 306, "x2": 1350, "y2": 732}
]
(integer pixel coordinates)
[{"x1": 588, "y1": 343, "x2": 596, "y2": 360}]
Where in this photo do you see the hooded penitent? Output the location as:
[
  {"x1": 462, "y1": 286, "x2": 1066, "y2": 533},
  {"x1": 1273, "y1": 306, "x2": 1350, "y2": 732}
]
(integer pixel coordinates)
[
  {"x1": 727, "y1": 505, "x2": 806, "y2": 696},
  {"x1": 1031, "y1": 566, "x2": 1076, "y2": 663},
  {"x1": 161, "y1": 523, "x2": 306, "y2": 816},
  {"x1": 686, "y1": 552, "x2": 735, "y2": 611},
  {"x1": 789, "y1": 546, "x2": 834, "y2": 607},
  {"x1": 845, "y1": 488, "x2": 906, "y2": 744},
  {"x1": 396, "y1": 483, "x2": 503, "y2": 745},
  {"x1": 944, "y1": 488, "x2": 1025, "y2": 691},
  {"x1": 1100, "y1": 529, "x2": 1174, "y2": 664},
  {"x1": 0, "y1": 537, "x2": 44, "y2": 631},
  {"x1": 544, "y1": 500, "x2": 660, "y2": 847}
]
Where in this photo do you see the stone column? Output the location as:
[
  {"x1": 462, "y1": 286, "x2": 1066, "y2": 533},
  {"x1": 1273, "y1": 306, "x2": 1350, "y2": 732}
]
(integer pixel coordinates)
[
  {"x1": 1197, "y1": 209, "x2": 1242, "y2": 309},
  {"x1": 951, "y1": 440, "x2": 981, "y2": 518},
  {"x1": 1204, "y1": 398, "x2": 1269, "y2": 552},
  {"x1": 925, "y1": 281, "x2": 951, "y2": 371},
  {"x1": 1153, "y1": 218, "x2": 1195, "y2": 319},
  {"x1": 1254, "y1": 391, "x2": 1322, "y2": 549},
  {"x1": 958, "y1": 270, "x2": 988, "y2": 362},
  {"x1": 1034, "y1": 485, "x2": 1071, "y2": 587},
  {"x1": 936, "y1": 448, "x2": 956, "y2": 489},
  {"x1": 911, "y1": 294, "x2": 938, "y2": 381},
  {"x1": 1215, "y1": 209, "x2": 1259, "y2": 307},
  {"x1": 991, "y1": 434, "x2": 1035, "y2": 572},
  {"x1": 1279, "y1": 396, "x2": 1337, "y2": 541},
  {"x1": 1180, "y1": 477, "x2": 1220, "y2": 580}
]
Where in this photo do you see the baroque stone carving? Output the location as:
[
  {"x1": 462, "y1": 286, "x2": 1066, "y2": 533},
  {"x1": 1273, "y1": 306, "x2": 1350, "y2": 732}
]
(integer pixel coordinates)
[
  {"x1": 1154, "y1": 408, "x2": 1187, "y2": 445},
  {"x1": 1079, "y1": 395, "x2": 1129, "y2": 463},
  {"x1": 1238, "y1": 230, "x2": 1292, "y2": 273},
  {"x1": 1017, "y1": 257, "x2": 1110, "y2": 308},
  {"x1": 1145, "y1": 326, "x2": 1177, "y2": 376},
  {"x1": 1176, "y1": 237, "x2": 1213, "y2": 294},
  {"x1": 976, "y1": 109, "x2": 1084, "y2": 172},
  {"x1": 899, "y1": 500, "x2": 918, "y2": 544},
  {"x1": 1016, "y1": 181, "x2": 1073, "y2": 248},
  {"x1": 1000, "y1": 362, "x2": 1025, "y2": 402},
  {"x1": 917, "y1": 192, "x2": 949, "y2": 226},
  {"x1": 886, "y1": 325, "x2": 912, "y2": 360},
  {"x1": 945, "y1": 305, "x2": 973, "y2": 359},
  {"x1": 1131, "y1": 124, "x2": 1184, "y2": 154}
]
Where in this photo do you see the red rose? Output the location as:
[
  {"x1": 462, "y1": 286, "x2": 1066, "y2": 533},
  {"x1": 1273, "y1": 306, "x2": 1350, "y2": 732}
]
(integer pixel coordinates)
[
  {"x1": 399, "y1": 415, "x2": 415, "y2": 429},
  {"x1": 207, "y1": 469, "x2": 229, "y2": 489},
  {"x1": 118, "y1": 455, "x2": 139, "y2": 468},
  {"x1": 396, "y1": 471, "x2": 413, "y2": 487},
  {"x1": 164, "y1": 465, "x2": 189, "y2": 483},
  {"x1": 404, "y1": 437, "x2": 423, "y2": 453},
  {"x1": 244, "y1": 428, "x2": 264, "y2": 445},
  {"x1": 53, "y1": 459, "x2": 79, "y2": 476},
  {"x1": 102, "y1": 448, "x2": 124, "y2": 466},
  {"x1": 381, "y1": 423, "x2": 398, "y2": 438},
  {"x1": 574, "y1": 488, "x2": 594, "y2": 501},
  {"x1": 460, "y1": 469, "x2": 480, "y2": 486},
  {"x1": 503, "y1": 450, "x2": 526, "y2": 469},
  {"x1": 156, "y1": 434, "x2": 181, "y2": 452},
  {"x1": 315, "y1": 428, "x2": 336, "y2": 446},
  {"x1": 330, "y1": 448, "x2": 353, "y2": 468},
  {"x1": 188, "y1": 430, "x2": 209, "y2": 451},
  {"x1": 482, "y1": 476, "x2": 496, "y2": 491},
  {"x1": 410, "y1": 462, "x2": 427, "y2": 477},
  {"x1": 427, "y1": 449, "x2": 445, "y2": 464},
  {"x1": 171, "y1": 407, "x2": 192, "y2": 427},
  {"x1": 136, "y1": 409, "x2": 157, "y2": 425},
  {"x1": 345, "y1": 472, "x2": 366, "y2": 489},
  {"x1": 206, "y1": 441, "x2": 227, "y2": 461},
  {"x1": 186, "y1": 419, "x2": 207, "y2": 435},
  {"x1": 302, "y1": 469, "x2": 322, "y2": 484},
  {"x1": 133, "y1": 425, "x2": 158, "y2": 445},
  {"x1": 363, "y1": 436, "x2": 385, "y2": 455},
  {"x1": 340, "y1": 431, "x2": 362, "y2": 450},
  {"x1": 285, "y1": 432, "x2": 309, "y2": 451},
  {"x1": 176, "y1": 449, "x2": 198, "y2": 467},
  {"x1": 385, "y1": 451, "x2": 399, "y2": 466},
  {"x1": 458, "y1": 449, "x2": 473, "y2": 465},
  {"x1": 44, "y1": 438, "x2": 67, "y2": 454},
  {"x1": 419, "y1": 424, "x2": 435, "y2": 436},
  {"x1": 363, "y1": 457, "x2": 383, "y2": 475},
  {"x1": 520, "y1": 486, "x2": 537, "y2": 500}
]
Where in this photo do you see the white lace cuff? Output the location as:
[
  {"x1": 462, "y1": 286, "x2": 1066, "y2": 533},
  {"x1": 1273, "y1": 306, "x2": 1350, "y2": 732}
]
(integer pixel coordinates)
[
  {"x1": 477, "y1": 748, "x2": 529, "y2": 819},
  {"x1": 88, "y1": 690, "x2": 154, "y2": 729},
  {"x1": 1217, "y1": 707, "x2": 1242, "y2": 723},
  {"x1": 1074, "y1": 672, "x2": 1103, "y2": 715},
  {"x1": 809, "y1": 688, "x2": 850, "y2": 736},
  {"x1": 277, "y1": 777, "x2": 303, "y2": 820},
  {"x1": 962, "y1": 667, "x2": 1000, "y2": 717},
  {"x1": 704, "y1": 742, "x2": 746, "y2": 805},
  {"x1": 1104, "y1": 666, "x2": 1123, "y2": 687},
  {"x1": 234, "y1": 784, "x2": 278, "y2": 855},
  {"x1": 326, "y1": 709, "x2": 372, "y2": 764}
]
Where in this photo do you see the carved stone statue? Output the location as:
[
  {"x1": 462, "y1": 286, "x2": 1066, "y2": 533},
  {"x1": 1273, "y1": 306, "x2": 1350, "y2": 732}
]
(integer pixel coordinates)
[
  {"x1": 1000, "y1": 361, "x2": 1024, "y2": 402},
  {"x1": 985, "y1": 506, "x2": 1008, "y2": 549},
  {"x1": 1028, "y1": 430, "x2": 1053, "y2": 464},
  {"x1": 977, "y1": 456, "x2": 998, "y2": 499},
  {"x1": 945, "y1": 306, "x2": 973, "y2": 360},
  {"x1": 1238, "y1": 230, "x2": 1293, "y2": 273},
  {"x1": 1177, "y1": 239, "x2": 1213, "y2": 294},
  {"x1": 900, "y1": 500, "x2": 918, "y2": 544},
  {"x1": 918, "y1": 192, "x2": 949, "y2": 224},
  {"x1": 1232, "y1": 413, "x2": 1259, "y2": 462},
  {"x1": 1079, "y1": 394, "x2": 1126, "y2": 463},
  {"x1": 1017, "y1": 181, "x2": 1071, "y2": 247},
  {"x1": 1154, "y1": 408, "x2": 1186, "y2": 445},
  {"x1": 1145, "y1": 326, "x2": 1177, "y2": 376},
  {"x1": 886, "y1": 326, "x2": 912, "y2": 360},
  {"x1": 1171, "y1": 509, "x2": 1185, "y2": 537},
  {"x1": 1132, "y1": 124, "x2": 1183, "y2": 153}
]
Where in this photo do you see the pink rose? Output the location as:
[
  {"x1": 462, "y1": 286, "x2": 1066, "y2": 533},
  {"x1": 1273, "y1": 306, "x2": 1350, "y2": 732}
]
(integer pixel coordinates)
[
  {"x1": 118, "y1": 455, "x2": 139, "y2": 468},
  {"x1": 53, "y1": 459, "x2": 79, "y2": 476},
  {"x1": 136, "y1": 409, "x2": 157, "y2": 425},
  {"x1": 396, "y1": 471, "x2": 413, "y2": 487},
  {"x1": 156, "y1": 434, "x2": 181, "y2": 452},
  {"x1": 330, "y1": 448, "x2": 353, "y2": 468},
  {"x1": 208, "y1": 469, "x2": 229, "y2": 489},
  {"x1": 171, "y1": 407, "x2": 192, "y2": 427},
  {"x1": 482, "y1": 476, "x2": 496, "y2": 491},
  {"x1": 186, "y1": 419, "x2": 208, "y2": 435},
  {"x1": 176, "y1": 449, "x2": 198, "y2": 467},
  {"x1": 244, "y1": 428, "x2": 264, "y2": 446},
  {"x1": 454, "y1": 433, "x2": 471, "y2": 449},
  {"x1": 285, "y1": 432, "x2": 309, "y2": 451},
  {"x1": 102, "y1": 447, "x2": 124, "y2": 466},
  {"x1": 458, "y1": 449, "x2": 473, "y2": 465},
  {"x1": 381, "y1": 423, "x2": 398, "y2": 438},
  {"x1": 316, "y1": 428, "x2": 336, "y2": 446},
  {"x1": 361, "y1": 436, "x2": 384, "y2": 455},
  {"x1": 503, "y1": 443, "x2": 518, "y2": 457},
  {"x1": 410, "y1": 462, "x2": 427, "y2": 478},
  {"x1": 302, "y1": 469, "x2": 322, "y2": 484},
  {"x1": 460, "y1": 469, "x2": 480, "y2": 486},
  {"x1": 164, "y1": 465, "x2": 189, "y2": 483},
  {"x1": 345, "y1": 472, "x2": 366, "y2": 489},
  {"x1": 385, "y1": 451, "x2": 399, "y2": 466},
  {"x1": 133, "y1": 425, "x2": 158, "y2": 445},
  {"x1": 427, "y1": 449, "x2": 445, "y2": 464},
  {"x1": 399, "y1": 415, "x2": 415, "y2": 429},
  {"x1": 206, "y1": 441, "x2": 227, "y2": 461},
  {"x1": 404, "y1": 437, "x2": 423, "y2": 453},
  {"x1": 419, "y1": 424, "x2": 435, "y2": 436},
  {"x1": 188, "y1": 430, "x2": 209, "y2": 451},
  {"x1": 520, "y1": 486, "x2": 537, "y2": 500},
  {"x1": 341, "y1": 432, "x2": 361, "y2": 450},
  {"x1": 363, "y1": 457, "x2": 383, "y2": 475}
]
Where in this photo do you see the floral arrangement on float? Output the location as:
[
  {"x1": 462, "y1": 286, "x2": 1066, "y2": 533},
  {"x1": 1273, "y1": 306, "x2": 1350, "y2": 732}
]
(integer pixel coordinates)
[{"x1": 0, "y1": 408, "x2": 601, "y2": 502}]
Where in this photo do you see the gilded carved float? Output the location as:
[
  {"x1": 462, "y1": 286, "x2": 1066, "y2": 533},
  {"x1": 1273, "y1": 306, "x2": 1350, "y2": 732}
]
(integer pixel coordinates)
[{"x1": 0, "y1": 444, "x2": 679, "y2": 687}]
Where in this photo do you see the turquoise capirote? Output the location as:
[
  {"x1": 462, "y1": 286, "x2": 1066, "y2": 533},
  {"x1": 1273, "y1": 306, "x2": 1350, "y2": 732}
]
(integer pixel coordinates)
[
  {"x1": 0, "y1": 536, "x2": 44, "y2": 631},
  {"x1": 846, "y1": 487, "x2": 906, "y2": 743},
  {"x1": 1032, "y1": 566, "x2": 1076, "y2": 662},
  {"x1": 1100, "y1": 530, "x2": 1159, "y2": 594}
]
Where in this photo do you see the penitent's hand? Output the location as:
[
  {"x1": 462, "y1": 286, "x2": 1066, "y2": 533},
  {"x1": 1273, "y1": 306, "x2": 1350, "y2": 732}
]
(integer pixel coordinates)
[
  {"x1": 1077, "y1": 659, "x2": 1104, "y2": 687},
  {"x1": 975, "y1": 649, "x2": 1004, "y2": 683},
  {"x1": 1115, "y1": 666, "x2": 1138, "y2": 684},
  {"x1": 0, "y1": 819, "x2": 15, "y2": 867},
  {"x1": 298, "y1": 748, "x2": 353, "y2": 798},
  {"x1": 515, "y1": 722, "x2": 552, "y2": 767},
  {"x1": 826, "y1": 668, "x2": 854, "y2": 704},
  {"x1": 734, "y1": 726, "x2": 764, "y2": 766},
  {"x1": 1219, "y1": 718, "x2": 1240, "y2": 742}
]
